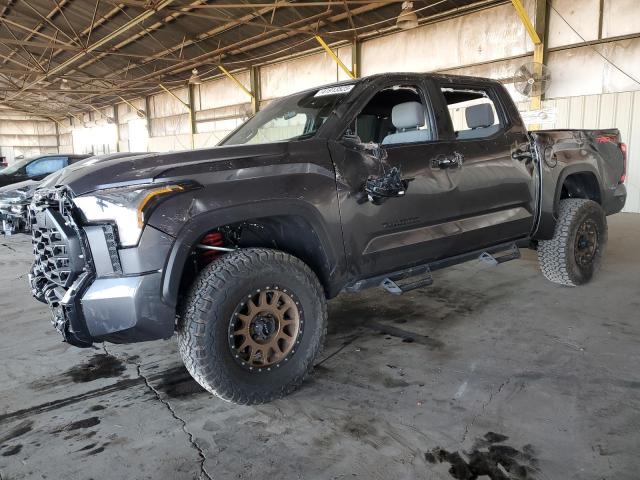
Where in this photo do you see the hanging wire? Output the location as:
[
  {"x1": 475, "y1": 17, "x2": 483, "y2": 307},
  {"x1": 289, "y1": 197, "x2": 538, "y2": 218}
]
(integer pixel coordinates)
[{"x1": 548, "y1": 1, "x2": 640, "y2": 87}]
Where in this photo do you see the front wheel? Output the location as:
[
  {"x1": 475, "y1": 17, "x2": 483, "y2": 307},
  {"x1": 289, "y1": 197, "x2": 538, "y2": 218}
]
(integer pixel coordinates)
[
  {"x1": 537, "y1": 199, "x2": 607, "y2": 286},
  {"x1": 177, "y1": 248, "x2": 327, "y2": 404}
]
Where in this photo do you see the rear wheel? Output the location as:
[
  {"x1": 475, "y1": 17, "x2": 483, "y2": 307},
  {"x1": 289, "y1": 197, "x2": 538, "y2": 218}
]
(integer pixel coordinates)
[
  {"x1": 537, "y1": 198, "x2": 607, "y2": 286},
  {"x1": 177, "y1": 248, "x2": 327, "y2": 404}
]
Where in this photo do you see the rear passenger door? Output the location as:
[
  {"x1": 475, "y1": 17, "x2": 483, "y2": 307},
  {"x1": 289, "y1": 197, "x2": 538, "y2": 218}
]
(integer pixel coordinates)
[{"x1": 428, "y1": 80, "x2": 536, "y2": 253}]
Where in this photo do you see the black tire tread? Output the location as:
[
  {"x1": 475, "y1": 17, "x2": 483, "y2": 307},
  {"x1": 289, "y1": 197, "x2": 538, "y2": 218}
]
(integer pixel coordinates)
[
  {"x1": 177, "y1": 248, "x2": 327, "y2": 405},
  {"x1": 537, "y1": 198, "x2": 607, "y2": 286}
]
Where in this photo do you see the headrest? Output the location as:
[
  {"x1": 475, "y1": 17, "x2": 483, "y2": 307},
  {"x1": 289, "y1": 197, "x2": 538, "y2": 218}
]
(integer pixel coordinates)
[
  {"x1": 465, "y1": 103, "x2": 495, "y2": 129},
  {"x1": 392, "y1": 102, "x2": 425, "y2": 130}
]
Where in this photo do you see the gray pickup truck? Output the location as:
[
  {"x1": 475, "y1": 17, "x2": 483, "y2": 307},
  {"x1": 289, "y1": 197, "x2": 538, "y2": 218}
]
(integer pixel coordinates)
[{"x1": 29, "y1": 73, "x2": 627, "y2": 404}]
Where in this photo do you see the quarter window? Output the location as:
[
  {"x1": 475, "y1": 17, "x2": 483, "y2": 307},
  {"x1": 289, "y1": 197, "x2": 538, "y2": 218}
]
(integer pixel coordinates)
[{"x1": 442, "y1": 87, "x2": 502, "y2": 140}]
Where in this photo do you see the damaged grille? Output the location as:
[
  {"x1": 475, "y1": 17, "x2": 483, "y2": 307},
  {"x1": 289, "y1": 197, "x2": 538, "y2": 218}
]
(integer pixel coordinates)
[
  {"x1": 29, "y1": 187, "x2": 93, "y2": 346},
  {"x1": 32, "y1": 226, "x2": 72, "y2": 293}
]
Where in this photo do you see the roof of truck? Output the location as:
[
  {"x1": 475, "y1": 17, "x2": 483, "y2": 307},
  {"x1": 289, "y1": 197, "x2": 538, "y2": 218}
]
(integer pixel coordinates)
[{"x1": 294, "y1": 72, "x2": 503, "y2": 97}]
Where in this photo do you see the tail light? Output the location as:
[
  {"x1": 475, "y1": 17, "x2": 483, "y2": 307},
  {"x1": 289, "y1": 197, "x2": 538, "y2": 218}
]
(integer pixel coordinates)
[{"x1": 619, "y1": 142, "x2": 627, "y2": 184}]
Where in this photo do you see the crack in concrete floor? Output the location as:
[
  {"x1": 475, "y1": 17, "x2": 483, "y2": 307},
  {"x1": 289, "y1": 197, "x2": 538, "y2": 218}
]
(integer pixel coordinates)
[{"x1": 103, "y1": 345, "x2": 213, "y2": 480}]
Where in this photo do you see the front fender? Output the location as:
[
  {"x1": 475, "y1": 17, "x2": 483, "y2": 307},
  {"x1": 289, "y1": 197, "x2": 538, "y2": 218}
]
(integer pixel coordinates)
[{"x1": 159, "y1": 199, "x2": 346, "y2": 308}]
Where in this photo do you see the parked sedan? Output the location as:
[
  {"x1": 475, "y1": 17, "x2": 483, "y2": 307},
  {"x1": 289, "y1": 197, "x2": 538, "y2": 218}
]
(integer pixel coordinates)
[
  {"x1": 1, "y1": 152, "x2": 149, "y2": 235},
  {"x1": 0, "y1": 153, "x2": 92, "y2": 188}
]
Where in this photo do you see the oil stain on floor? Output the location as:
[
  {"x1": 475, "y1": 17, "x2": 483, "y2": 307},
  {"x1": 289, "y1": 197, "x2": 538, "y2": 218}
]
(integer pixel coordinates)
[{"x1": 425, "y1": 432, "x2": 538, "y2": 480}]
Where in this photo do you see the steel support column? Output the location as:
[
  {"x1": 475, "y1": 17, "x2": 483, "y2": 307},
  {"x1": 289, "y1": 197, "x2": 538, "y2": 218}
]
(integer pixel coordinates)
[
  {"x1": 250, "y1": 65, "x2": 260, "y2": 114},
  {"x1": 188, "y1": 83, "x2": 197, "y2": 147},
  {"x1": 113, "y1": 104, "x2": 121, "y2": 152},
  {"x1": 352, "y1": 38, "x2": 361, "y2": 78},
  {"x1": 144, "y1": 95, "x2": 153, "y2": 145},
  {"x1": 511, "y1": 0, "x2": 547, "y2": 124}
]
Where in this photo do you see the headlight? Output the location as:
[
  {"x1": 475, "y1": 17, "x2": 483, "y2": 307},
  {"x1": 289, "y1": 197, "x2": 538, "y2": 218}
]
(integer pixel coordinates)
[{"x1": 73, "y1": 183, "x2": 187, "y2": 247}]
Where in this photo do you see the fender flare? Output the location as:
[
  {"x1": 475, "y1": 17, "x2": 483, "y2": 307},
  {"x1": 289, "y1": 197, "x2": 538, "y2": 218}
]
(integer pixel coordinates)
[
  {"x1": 552, "y1": 163, "x2": 604, "y2": 215},
  {"x1": 160, "y1": 199, "x2": 344, "y2": 308},
  {"x1": 534, "y1": 161, "x2": 604, "y2": 240}
]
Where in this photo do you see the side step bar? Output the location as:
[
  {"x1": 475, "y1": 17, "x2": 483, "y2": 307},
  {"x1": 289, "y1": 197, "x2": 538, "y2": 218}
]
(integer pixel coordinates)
[
  {"x1": 345, "y1": 240, "x2": 524, "y2": 295},
  {"x1": 478, "y1": 243, "x2": 521, "y2": 266},
  {"x1": 381, "y1": 270, "x2": 433, "y2": 295}
]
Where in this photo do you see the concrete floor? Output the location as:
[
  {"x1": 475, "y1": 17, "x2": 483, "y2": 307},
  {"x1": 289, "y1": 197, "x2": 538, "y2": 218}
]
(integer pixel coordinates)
[{"x1": 1, "y1": 214, "x2": 639, "y2": 480}]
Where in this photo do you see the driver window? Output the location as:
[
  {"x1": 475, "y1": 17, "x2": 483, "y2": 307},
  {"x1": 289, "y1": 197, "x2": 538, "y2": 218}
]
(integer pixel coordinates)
[
  {"x1": 25, "y1": 156, "x2": 67, "y2": 177},
  {"x1": 350, "y1": 85, "x2": 432, "y2": 146}
]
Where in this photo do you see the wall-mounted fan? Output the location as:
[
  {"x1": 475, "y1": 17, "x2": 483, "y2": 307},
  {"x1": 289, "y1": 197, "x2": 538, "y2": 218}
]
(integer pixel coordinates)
[{"x1": 513, "y1": 62, "x2": 551, "y2": 97}]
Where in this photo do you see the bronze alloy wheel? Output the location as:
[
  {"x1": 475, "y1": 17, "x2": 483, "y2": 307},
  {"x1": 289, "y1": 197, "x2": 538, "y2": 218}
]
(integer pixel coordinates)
[
  {"x1": 229, "y1": 287, "x2": 302, "y2": 371},
  {"x1": 574, "y1": 219, "x2": 599, "y2": 267}
]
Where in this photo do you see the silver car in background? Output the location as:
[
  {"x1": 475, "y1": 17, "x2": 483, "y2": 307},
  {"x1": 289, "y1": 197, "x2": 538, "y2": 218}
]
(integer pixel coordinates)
[{"x1": 1, "y1": 152, "x2": 148, "y2": 235}]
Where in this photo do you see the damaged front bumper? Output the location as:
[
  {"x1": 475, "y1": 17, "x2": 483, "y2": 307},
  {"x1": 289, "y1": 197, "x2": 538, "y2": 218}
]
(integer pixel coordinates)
[{"x1": 30, "y1": 188, "x2": 177, "y2": 347}]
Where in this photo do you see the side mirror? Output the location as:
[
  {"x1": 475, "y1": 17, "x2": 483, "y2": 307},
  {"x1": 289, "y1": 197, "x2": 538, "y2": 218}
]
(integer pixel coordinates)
[{"x1": 365, "y1": 167, "x2": 409, "y2": 205}]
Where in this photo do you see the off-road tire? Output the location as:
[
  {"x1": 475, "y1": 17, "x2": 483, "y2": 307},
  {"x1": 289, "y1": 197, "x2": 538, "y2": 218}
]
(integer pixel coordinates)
[
  {"x1": 538, "y1": 199, "x2": 607, "y2": 286},
  {"x1": 177, "y1": 248, "x2": 327, "y2": 404}
]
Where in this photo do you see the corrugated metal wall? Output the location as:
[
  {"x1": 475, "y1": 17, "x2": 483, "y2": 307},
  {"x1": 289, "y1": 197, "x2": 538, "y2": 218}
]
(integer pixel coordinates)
[{"x1": 0, "y1": 110, "x2": 59, "y2": 162}]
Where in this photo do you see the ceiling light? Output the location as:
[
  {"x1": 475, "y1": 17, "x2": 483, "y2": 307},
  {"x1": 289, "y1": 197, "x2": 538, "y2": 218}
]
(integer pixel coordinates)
[
  {"x1": 397, "y1": 1, "x2": 418, "y2": 30},
  {"x1": 60, "y1": 78, "x2": 71, "y2": 91},
  {"x1": 188, "y1": 68, "x2": 203, "y2": 85}
]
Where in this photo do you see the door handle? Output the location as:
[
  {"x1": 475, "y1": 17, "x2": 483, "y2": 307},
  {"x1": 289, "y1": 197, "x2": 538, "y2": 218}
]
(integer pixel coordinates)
[{"x1": 431, "y1": 152, "x2": 463, "y2": 169}]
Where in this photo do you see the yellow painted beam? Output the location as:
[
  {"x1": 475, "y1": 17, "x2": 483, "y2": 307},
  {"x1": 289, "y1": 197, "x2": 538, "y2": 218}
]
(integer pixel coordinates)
[
  {"x1": 511, "y1": 0, "x2": 542, "y2": 45},
  {"x1": 48, "y1": 116, "x2": 65, "y2": 129},
  {"x1": 69, "y1": 112, "x2": 83, "y2": 124},
  {"x1": 159, "y1": 84, "x2": 189, "y2": 109},
  {"x1": 314, "y1": 35, "x2": 356, "y2": 80},
  {"x1": 511, "y1": 0, "x2": 546, "y2": 126},
  {"x1": 530, "y1": 43, "x2": 545, "y2": 111},
  {"x1": 117, "y1": 95, "x2": 145, "y2": 118},
  {"x1": 218, "y1": 65, "x2": 254, "y2": 100}
]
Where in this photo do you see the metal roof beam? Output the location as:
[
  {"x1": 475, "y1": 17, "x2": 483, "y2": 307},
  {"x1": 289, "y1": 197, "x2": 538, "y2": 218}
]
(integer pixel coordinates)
[{"x1": 1, "y1": 0, "x2": 176, "y2": 103}]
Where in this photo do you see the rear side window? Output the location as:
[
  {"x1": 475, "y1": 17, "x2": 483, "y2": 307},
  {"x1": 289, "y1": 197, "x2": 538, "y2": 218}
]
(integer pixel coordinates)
[
  {"x1": 442, "y1": 87, "x2": 502, "y2": 140},
  {"x1": 25, "y1": 156, "x2": 68, "y2": 177}
]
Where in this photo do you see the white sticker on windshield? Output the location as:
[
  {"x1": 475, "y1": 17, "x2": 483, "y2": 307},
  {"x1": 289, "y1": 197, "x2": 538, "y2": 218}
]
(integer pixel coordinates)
[{"x1": 314, "y1": 85, "x2": 355, "y2": 97}]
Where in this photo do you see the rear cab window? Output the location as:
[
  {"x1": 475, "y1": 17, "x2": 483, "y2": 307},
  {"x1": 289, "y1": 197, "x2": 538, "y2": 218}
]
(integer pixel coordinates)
[{"x1": 441, "y1": 87, "x2": 503, "y2": 140}]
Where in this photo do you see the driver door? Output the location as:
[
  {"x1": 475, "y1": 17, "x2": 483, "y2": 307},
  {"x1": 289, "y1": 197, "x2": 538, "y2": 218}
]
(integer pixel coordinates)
[{"x1": 328, "y1": 80, "x2": 465, "y2": 280}]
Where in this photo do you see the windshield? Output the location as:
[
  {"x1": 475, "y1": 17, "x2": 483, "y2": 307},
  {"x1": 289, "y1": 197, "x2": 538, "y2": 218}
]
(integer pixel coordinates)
[
  {"x1": 221, "y1": 84, "x2": 355, "y2": 146},
  {"x1": 0, "y1": 156, "x2": 36, "y2": 176}
]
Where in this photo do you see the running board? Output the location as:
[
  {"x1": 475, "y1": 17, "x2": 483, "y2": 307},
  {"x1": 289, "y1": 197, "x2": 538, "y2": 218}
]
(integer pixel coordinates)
[
  {"x1": 381, "y1": 269, "x2": 433, "y2": 295},
  {"x1": 478, "y1": 243, "x2": 520, "y2": 266},
  {"x1": 344, "y1": 240, "x2": 525, "y2": 295}
]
